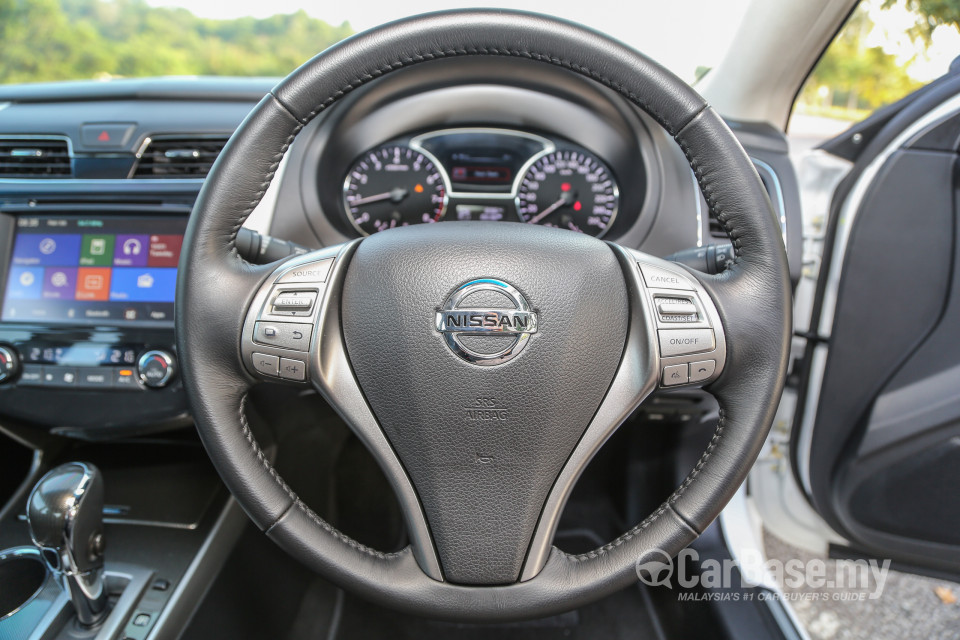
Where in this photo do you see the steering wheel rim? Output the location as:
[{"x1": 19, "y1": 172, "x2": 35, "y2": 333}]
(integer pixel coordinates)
[{"x1": 176, "y1": 9, "x2": 791, "y2": 621}]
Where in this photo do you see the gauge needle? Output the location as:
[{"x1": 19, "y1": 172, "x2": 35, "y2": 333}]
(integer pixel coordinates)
[
  {"x1": 527, "y1": 192, "x2": 574, "y2": 224},
  {"x1": 350, "y1": 188, "x2": 409, "y2": 206}
]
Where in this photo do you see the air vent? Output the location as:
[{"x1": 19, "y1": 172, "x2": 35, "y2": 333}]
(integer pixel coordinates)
[
  {"x1": 132, "y1": 136, "x2": 228, "y2": 178},
  {"x1": 0, "y1": 138, "x2": 72, "y2": 178}
]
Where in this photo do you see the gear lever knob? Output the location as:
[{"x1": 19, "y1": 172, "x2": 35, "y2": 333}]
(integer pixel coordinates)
[{"x1": 26, "y1": 462, "x2": 108, "y2": 626}]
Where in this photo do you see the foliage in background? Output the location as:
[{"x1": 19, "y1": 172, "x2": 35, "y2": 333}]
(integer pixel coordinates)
[
  {"x1": 885, "y1": 0, "x2": 960, "y2": 41},
  {"x1": 0, "y1": 0, "x2": 354, "y2": 84},
  {"x1": 800, "y1": 4, "x2": 918, "y2": 118}
]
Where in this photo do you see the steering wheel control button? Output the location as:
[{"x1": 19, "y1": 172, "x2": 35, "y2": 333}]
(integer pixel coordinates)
[
  {"x1": 279, "y1": 357, "x2": 306, "y2": 382},
  {"x1": 639, "y1": 263, "x2": 693, "y2": 291},
  {"x1": 253, "y1": 321, "x2": 313, "y2": 351},
  {"x1": 662, "y1": 364, "x2": 689, "y2": 386},
  {"x1": 690, "y1": 360, "x2": 717, "y2": 383},
  {"x1": 0, "y1": 345, "x2": 21, "y2": 384},
  {"x1": 658, "y1": 328, "x2": 716, "y2": 357},
  {"x1": 251, "y1": 353, "x2": 280, "y2": 377},
  {"x1": 655, "y1": 297, "x2": 699, "y2": 323},
  {"x1": 137, "y1": 350, "x2": 176, "y2": 388},
  {"x1": 276, "y1": 258, "x2": 333, "y2": 284},
  {"x1": 271, "y1": 291, "x2": 317, "y2": 316}
]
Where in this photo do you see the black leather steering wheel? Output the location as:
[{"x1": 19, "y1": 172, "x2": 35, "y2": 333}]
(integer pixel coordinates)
[{"x1": 176, "y1": 9, "x2": 790, "y2": 621}]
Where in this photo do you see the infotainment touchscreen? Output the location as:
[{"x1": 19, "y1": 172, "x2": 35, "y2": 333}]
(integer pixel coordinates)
[{"x1": 1, "y1": 215, "x2": 188, "y2": 325}]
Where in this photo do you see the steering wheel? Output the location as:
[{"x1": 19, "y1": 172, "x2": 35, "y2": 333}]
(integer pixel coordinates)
[{"x1": 176, "y1": 9, "x2": 790, "y2": 621}]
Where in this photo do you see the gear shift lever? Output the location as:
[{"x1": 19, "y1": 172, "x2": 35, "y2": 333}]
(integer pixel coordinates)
[{"x1": 27, "y1": 462, "x2": 108, "y2": 626}]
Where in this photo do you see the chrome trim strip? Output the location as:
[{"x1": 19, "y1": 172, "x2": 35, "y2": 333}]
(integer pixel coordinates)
[
  {"x1": 0, "y1": 547, "x2": 48, "y2": 621},
  {"x1": 410, "y1": 127, "x2": 554, "y2": 201},
  {"x1": 240, "y1": 244, "x2": 444, "y2": 580},
  {"x1": 751, "y1": 157, "x2": 788, "y2": 249},
  {"x1": 0, "y1": 178, "x2": 204, "y2": 185},
  {"x1": 310, "y1": 243, "x2": 443, "y2": 580},
  {"x1": 0, "y1": 133, "x2": 73, "y2": 156},
  {"x1": 694, "y1": 157, "x2": 787, "y2": 250},
  {"x1": 692, "y1": 169, "x2": 704, "y2": 248},
  {"x1": 521, "y1": 249, "x2": 727, "y2": 580},
  {"x1": 797, "y1": 93, "x2": 960, "y2": 494}
]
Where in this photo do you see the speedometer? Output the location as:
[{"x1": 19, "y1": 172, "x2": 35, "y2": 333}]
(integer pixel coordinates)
[
  {"x1": 343, "y1": 144, "x2": 449, "y2": 235},
  {"x1": 515, "y1": 149, "x2": 619, "y2": 237}
]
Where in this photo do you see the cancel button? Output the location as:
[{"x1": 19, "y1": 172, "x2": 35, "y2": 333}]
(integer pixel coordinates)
[{"x1": 658, "y1": 328, "x2": 716, "y2": 357}]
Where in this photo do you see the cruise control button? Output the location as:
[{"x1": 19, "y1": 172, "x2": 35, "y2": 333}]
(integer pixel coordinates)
[
  {"x1": 251, "y1": 353, "x2": 279, "y2": 376},
  {"x1": 658, "y1": 329, "x2": 716, "y2": 357},
  {"x1": 254, "y1": 322, "x2": 313, "y2": 351},
  {"x1": 276, "y1": 259, "x2": 333, "y2": 284},
  {"x1": 690, "y1": 360, "x2": 717, "y2": 383},
  {"x1": 639, "y1": 264, "x2": 694, "y2": 291},
  {"x1": 662, "y1": 364, "x2": 689, "y2": 386},
  {"x1": 279, "y1": 357, "x2": 306, "y2": 382},
  {"x1": 656, "y1": 297, "x2": 699, "y2": 323}
]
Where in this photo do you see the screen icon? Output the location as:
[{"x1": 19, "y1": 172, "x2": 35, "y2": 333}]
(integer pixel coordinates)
[
  {"x1": 136, "y1": 273, "x2": 154, "y2": 288},
  {"x1": 5, "y1": 267, "x2": 44, "y2": 300},
  {"x1": 80, "y1": 235, "x2": 115, "y2": 266},
  {"x1": 13, "y1": 234, "x2": 81, "y2": 266},
  {"x1": 76, "y1": 268, "x2": 111, "y2": 301},
  {"x1": 42, "y1": 267, "x2": 77, "y2": 299},
  {"x1": 113, "y1": 235, "x2": 149, "y2": 266}
]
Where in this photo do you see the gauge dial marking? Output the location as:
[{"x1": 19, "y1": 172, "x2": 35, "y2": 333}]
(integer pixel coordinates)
[
  {"x1": 516, "y1": 149, "x2": 619, "y2": 238},
  {"x1": 343, "y1": 144, "x2": 449, "y2": 235}
]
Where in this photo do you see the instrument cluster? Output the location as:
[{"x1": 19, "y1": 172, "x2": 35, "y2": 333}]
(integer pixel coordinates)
[{"x1": 341, "y1": 128, "x2": 621, "y2": 238}]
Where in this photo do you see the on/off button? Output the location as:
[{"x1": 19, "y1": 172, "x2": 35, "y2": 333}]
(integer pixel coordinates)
[{"x1": 658, "y1": 328, "x2": 715, "y2": 357}]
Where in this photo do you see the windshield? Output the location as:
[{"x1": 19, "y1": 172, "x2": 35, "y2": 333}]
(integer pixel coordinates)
[{"x1": 0, "y1": 0, "x2": 751, "y2": 86}]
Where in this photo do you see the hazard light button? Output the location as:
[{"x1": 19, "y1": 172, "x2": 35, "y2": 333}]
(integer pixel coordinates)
[{"x1": 80, "y1": 123, "x2": 136, "y2": 149}]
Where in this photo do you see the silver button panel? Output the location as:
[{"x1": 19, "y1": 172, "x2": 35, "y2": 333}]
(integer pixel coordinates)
[
  {"x1": 634, "y1": 257, "x2": 726, "y2": 389},
  {"x1": 241, "y1": 253, "x2": 343, "y2": 384}
]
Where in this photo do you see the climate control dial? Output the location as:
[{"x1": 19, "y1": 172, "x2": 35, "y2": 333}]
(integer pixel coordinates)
[{"x1": 137, "y1": 350, "x2": 176, "y2": 389}]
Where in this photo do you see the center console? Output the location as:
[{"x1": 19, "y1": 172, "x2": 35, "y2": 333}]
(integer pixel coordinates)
[{"x1": 0, "y1": 207, "x2": 189, "y2": 436}]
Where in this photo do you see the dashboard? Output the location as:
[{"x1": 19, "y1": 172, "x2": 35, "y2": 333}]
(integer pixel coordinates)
[{"x1": 0, "y1": 59, "x2": 802, "y2": 436}]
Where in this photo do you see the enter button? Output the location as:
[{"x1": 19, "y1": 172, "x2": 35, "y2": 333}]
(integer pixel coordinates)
[{"x1": 658, "y1": 328, "x2": 715, "y2": 357}]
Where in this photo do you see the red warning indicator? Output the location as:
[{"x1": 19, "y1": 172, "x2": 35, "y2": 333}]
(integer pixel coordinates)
[{"x1": 98, "y1": 130, "x2": 110, "y2": 142}]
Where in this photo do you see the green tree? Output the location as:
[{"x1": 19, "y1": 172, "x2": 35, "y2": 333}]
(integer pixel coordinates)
[
  {"x1": 799, "y1": 5, "x2": 922, "y2": 114},
  {"x1": 0, "y1": 0, "x2": 354, "y2": 84},
  {"x1": 884, "y1": 0, "x2": 960, "y2": 41}
]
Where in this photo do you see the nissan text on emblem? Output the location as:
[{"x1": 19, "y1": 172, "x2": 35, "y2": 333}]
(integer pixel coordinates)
[{"x1": 435, "y1": 279, "x2": 538, "y2": 366}]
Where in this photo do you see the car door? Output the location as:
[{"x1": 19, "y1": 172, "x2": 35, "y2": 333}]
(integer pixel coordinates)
[{"x1": 792, "y1": 63, "x2": 960, "y2": 575}]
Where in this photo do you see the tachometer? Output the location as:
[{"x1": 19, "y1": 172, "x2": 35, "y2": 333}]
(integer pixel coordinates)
[
  {"x1": 343, "y1": 144, "x2": 449, "y2": 235},
  {"x1": 515, "y1": 149, "x2": 619, "y2": 237}
]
